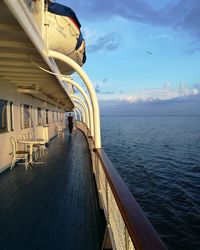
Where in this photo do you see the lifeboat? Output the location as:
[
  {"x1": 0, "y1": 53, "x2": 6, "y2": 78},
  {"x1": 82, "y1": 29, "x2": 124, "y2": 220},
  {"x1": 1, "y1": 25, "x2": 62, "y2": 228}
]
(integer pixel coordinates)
[{"x1": 46, "y1": 1, "x2": 86, "y2": 74}]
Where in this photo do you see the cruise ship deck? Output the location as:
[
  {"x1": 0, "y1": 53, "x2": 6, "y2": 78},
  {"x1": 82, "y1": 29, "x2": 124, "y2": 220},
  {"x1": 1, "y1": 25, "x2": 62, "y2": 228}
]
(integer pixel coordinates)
[
  {"x1": 0, "y1": 1, "x2": 167, "y2": 249},
  {"x1": 0, "y1": 129, "x2": 106, "y2": 250}
]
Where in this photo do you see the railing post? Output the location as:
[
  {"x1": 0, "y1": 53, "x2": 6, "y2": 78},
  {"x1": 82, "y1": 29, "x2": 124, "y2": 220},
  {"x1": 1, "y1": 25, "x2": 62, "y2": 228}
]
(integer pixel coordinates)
[
  {"x1": 74, "y1": 104, "x2": 86, "y2": 124},
  {"x1": 62, "y1": 77, "x2": 94, "y2": 138},
  {"x1": 48, "y1": 50, "x2": 101, "y2": 148},
  {"x1": 74, "y1": 108, "x2": 82, "y2": 121},
  {"x1": 102, "y1": 226, "x2": 112, "y2": 250},
  {"x1": 95, "y1": 156, "x2": 104, "y2": 209},
  {"x1": 70, "y1": 95, "x2": 90, "y2": 129}
]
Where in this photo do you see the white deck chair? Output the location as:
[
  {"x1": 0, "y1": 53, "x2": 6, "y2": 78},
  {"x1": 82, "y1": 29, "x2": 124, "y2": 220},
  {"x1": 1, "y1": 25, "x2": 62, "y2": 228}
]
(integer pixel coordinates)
[
  {"x1": 10, "y1": 137, "x2": 29, "y2": 170},
  {"x1": 56, "y1": 126, "x2": 64, "y2": 137}
]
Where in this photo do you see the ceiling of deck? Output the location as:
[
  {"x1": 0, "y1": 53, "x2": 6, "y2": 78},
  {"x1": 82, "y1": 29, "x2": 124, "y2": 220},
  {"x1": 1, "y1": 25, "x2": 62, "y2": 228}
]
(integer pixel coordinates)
[{"x1": 0, "y1": 1, "x2": 74, "y2": 111}]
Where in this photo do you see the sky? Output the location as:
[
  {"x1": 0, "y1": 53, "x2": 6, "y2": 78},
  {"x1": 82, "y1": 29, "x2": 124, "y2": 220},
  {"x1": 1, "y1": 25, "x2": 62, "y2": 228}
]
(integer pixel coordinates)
[{"x1": 59, "y1": 0, "x2": 200, "y2": 115}]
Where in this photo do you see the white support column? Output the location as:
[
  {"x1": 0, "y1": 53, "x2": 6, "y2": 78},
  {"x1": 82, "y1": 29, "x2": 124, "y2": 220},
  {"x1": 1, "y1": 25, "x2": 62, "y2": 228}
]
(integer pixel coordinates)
[
  {"x1": 73, "y1": 110, "x2": 78, "y2": 120},
  {"x1": 71, "y1": 95, "x2": 89, "y2": 129},
  {"x1": 74, "y1": 108, "x2": 82, "y2": 122},
  {"x1": 73, "y1": 100, "x2": 87, "y2": 126},
  {"x1": 48, "y1": 50, "x2": 101, "y2": 148},
  {"x1": 62, "y1": 77, "x2": 94, "y2": 137},
  {"x1": 75, "y1": 104, "x2": 86, "y2": 124}
]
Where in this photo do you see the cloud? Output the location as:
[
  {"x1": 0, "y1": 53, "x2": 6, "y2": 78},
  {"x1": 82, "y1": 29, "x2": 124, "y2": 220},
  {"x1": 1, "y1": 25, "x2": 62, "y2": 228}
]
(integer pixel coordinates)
[
  {"x1": 81, "y1": 27, "x2": 96, "y2": 46},
  {"x1": 100, "y1": 95, "x2": 200, "y2": 116},
  {"x1": 175, "y1": 1, "x2": 200, "y2": 38},
  {"x1": 98, "y1": 83, "x2": 200, "y2": 116},
  {"x1": 95, "y1": 84, "x2": 101, "y2": 93},
  {"x1": 66, "y1": 0, "x2": 200, "y2": 40},
  {"x1": 87, "y1": 32, "x2": 122, "y2": 53},
  {"x1": 194, "y1": 83, "x2": 200, "y2": 92},
  {"x1": 119, "y1": 83, "x2": 199, "y2": 103},
  {"x1": 68, "y1": 0, "x2": 155, "y2": 22},
  {"x1": 82, "y1": 28, "x2": 121, "y2": 53},
  {"x1": 185, "y1": 45, "x2": 200, "y2": 55},
  {"x1": 149, "y1": 33, "x2": 174, "y2": 42},
  {"x1": 95, "y1": 84, "x2": 115, "y2": 95},
  {"x1": 103, "y1": 78, "x2": 108, "y2": 84},
  {"x1": 94, "y1": 81, "x2": 199, "y2": 103},
  {"x1": 102, "y1": 91, "x2": 115, "y2": 95},
  {"x1": 63, "y1": 0, "x2": 200, "y2": 54}
]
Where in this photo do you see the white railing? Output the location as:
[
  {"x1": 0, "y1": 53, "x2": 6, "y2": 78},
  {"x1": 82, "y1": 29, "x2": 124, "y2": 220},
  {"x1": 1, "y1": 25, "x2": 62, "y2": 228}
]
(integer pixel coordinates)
[
  {"x1": 77, "y1": 121, "x2": 166, "y2": 250},
  {"x1": 96, "y1": 154, "x2": 135, "y2": 250}
]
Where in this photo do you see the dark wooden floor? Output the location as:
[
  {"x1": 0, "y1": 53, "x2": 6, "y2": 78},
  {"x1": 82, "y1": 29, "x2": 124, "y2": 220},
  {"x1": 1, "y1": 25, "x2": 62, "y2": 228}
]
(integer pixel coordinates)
[{"x1": 0, "y1": 130, "x2": 106, "y2": 250}]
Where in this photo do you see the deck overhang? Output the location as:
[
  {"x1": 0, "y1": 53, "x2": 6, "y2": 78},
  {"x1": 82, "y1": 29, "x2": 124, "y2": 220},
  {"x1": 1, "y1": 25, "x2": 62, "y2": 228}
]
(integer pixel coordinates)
[{"x1": 0, "y1": 0, "x2": 74, "y2": 111}]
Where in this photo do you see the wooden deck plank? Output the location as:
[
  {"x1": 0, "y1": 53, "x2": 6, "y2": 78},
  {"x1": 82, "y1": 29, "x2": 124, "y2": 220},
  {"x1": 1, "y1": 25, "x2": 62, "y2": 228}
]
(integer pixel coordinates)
[{"x1": 0, "y1": 130, "x2": 105, "y2": 250}]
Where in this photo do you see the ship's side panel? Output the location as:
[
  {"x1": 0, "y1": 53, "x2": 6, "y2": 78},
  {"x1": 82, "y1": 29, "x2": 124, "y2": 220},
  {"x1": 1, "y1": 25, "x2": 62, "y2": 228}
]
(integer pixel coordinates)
[{"x1": 0, "y1": 78, "x2": 65, "y2": 172}]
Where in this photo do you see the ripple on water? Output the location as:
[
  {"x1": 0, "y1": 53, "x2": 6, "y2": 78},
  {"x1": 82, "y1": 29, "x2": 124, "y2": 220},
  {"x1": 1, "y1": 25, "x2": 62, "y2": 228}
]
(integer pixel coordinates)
[{"x1": 101, "y1": 116, "x2": 200, "y2": 250}]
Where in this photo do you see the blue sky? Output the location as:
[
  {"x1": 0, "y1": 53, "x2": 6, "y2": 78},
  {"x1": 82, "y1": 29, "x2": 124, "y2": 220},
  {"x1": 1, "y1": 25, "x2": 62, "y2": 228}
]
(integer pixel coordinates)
[{"x1": 59, "y1": 0, "x2": 200, "y2": 114}]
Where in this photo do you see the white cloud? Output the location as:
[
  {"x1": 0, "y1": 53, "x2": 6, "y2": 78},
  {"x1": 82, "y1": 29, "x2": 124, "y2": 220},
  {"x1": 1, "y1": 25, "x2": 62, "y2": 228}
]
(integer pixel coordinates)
[
  {"x1": 149, "y1": 33, "x2": 174, "y2": 41},
  {"x1": 82, "y1": 27, "x2": 96, "y2": 46},
  {"x1": 192, "y1": 88, "x2": 199, "y2": 95},
  {"x1": 119, "y1": 83, "x2": 199, "y2": 103}
]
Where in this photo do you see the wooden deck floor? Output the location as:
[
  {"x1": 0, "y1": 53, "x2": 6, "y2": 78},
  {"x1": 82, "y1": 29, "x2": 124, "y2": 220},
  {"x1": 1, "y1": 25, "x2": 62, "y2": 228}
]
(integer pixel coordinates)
[{"x1": 0, "y1": 130, "x2": 106, "y2": 250}]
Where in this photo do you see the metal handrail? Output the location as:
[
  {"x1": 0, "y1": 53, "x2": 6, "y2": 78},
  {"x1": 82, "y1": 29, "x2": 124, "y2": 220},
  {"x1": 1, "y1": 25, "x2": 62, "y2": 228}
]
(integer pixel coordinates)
[
  {"x1": 94, "y1": 148, "x2": 167, "y2": 250},
  {"x1": 76, "y1": 121, "x2": 166, "y2": 250}
]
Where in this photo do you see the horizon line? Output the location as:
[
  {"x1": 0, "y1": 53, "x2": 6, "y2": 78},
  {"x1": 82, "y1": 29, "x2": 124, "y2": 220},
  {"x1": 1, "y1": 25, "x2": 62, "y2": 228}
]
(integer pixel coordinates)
[{"x1": 100, "y1": 114, "x2": 200, "y2": 117}]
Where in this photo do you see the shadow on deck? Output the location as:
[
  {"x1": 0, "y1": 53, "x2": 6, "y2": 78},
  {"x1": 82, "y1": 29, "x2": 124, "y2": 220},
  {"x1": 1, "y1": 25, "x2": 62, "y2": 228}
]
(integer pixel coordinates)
[{"x1": 0, "y1": 129, "x2": 106, "y2": 250}]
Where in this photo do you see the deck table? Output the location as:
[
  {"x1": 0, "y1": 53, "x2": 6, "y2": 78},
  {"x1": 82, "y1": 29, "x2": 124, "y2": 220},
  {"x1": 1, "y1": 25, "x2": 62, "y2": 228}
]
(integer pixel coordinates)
[{"x1": 18, "y1": 139, "x2": 45, "y2": 165}]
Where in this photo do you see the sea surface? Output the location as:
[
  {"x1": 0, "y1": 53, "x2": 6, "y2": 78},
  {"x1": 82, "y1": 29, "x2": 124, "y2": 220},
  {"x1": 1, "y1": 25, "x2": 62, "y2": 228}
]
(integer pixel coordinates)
[{"x1": 101, "y1": 116, "x2": 200, "y2": 250}]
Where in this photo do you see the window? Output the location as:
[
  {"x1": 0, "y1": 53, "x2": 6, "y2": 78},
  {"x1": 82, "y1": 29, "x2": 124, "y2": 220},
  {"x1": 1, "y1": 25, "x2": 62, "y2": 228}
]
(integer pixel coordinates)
[
  {"x1": 29, "y1": 105, "x2": 33, "y2": 127},
  {"x1": 46, "y1": 109, "x2": 49, "y2": 124},
  {"x1": 49, "y1": 110, "x2": 51, "y2": 124},
  {"x1": 20, "y1": 104, "x2": 24, "y2": 129},
  {"x1": 52, "y1": 111, "x2": 54, "y2": 123},
  {"x1": 37, "y1": 108, "x2": 43, "y2": 125},
  {"x1": 23, "y1": 104, "x2": 30, "y2": 128},
  {"x1": 10, "y1": 102, "x2": 14, "y2": 131},
  {"x1": 0, "y1": 99, "x2": 8, "y2": 133},
  {"x1": 53, "y1": 111, "x2": 56, "y2": 122}
]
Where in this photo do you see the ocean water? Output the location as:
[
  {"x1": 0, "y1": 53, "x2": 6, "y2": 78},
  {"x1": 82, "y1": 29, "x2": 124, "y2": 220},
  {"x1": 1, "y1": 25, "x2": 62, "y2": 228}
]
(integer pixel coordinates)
[{"x1": 101, "y1": 116, "x2": 200, "y2": 250}]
